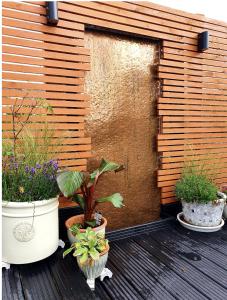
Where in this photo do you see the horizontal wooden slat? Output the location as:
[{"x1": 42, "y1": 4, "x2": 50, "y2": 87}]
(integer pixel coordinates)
[
  {"x1": 2, "y1": 63, "x2": 85, "y2": 77},
  {"x1": 2, "y1": 4, "x2": 84, "y2": 31},
  {"x1": 2, "y1": 54, "x2": 90, "y2": 70},
  {"x1": 2, "y1": 17, "x2": 84, "y2": 39},
  {"x1": 2, "y1": 27, "x2": 84, "y2": 47},
  {"x1": 2, "y1": 45, "x2": 90, "y2": 63},
  {"x1": 2, "y1": 81, "x2": 84, "y2": 93},
  {"x1": 159, "y1": 98, "x2": 227, "y2": 107},
  {"x1": 2, "y1": 89, "x2": 90, "y2": 100},
  {"x1": 2, "y1": 36, "x2": 89, "y2": 55},
  {"x1": 2, "y1": 72, "x2": 85, "y2": 85}
]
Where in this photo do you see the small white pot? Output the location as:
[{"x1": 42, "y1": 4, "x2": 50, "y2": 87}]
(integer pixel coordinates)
[
  {"x1": 2, "y1": 197, "x2": 59, "y2": 264},
  {"x1": 65, "y1": 214, "x2": 107, "y2": 244},
  {"x1": 182, "y1": 197, "x2": 225, "y2": 227},
  {"x1": 77, "y1": 246, "x2": 109, "y2": 279}
]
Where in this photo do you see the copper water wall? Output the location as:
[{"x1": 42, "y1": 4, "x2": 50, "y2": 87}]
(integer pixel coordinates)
[{"x1": 85, "y1": 31, "x2": 160, "y2": 230}]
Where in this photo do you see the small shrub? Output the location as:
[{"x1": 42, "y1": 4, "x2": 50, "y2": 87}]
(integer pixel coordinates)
[{"x1": 175, "y1": 162, "x2": 218, "y2": 204}]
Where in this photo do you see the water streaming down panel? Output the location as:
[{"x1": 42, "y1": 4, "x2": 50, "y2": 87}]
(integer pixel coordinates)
[{"x1": 85, "y1": 31, "x2": 160, "y2": 230}]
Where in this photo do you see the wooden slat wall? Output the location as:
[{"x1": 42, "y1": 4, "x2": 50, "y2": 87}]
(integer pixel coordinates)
[
  {"x1": 2, "y1": 1, "x2": 227, "y2": 205},
  {"x1": 2, "y1": 1, "x2": 91, "y2": 172}
]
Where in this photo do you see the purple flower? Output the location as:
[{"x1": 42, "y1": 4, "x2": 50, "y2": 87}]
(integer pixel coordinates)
[
  {"x1": 30, "y1": 167, "x2": 36, "y2": 175},
  {"x1": 36, "y1": 163, "x2": 41, "y2": 169},
  {"x1": 25, "y1": 166, "x2": 29, "y2": 173},
  {"x1": 48, "y1": 160, "x2": 53, "y2": 166},
  {"x1": 53, "y1": 161, "x2": 58, "y2": 170}
]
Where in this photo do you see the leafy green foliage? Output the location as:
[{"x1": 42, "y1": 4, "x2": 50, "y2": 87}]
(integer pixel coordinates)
[
  {"x1": 90, "y1": 159, "x2": 122, "y2": 182},
  {"x1": 56, "y1": 158, "x2": 124, "y2": 228},
  {"x1": 175, "y1": 162, "x2": 218, "y2": 204},
  {"x1": 63, "y1": 227, "x2": 109, "y2": 266},
  {"x1": 57, "y1": 171, "x2": 84, "y2": 197},
  {"x1": 69, "y1": 223, "x2": 82, "y2": 236},
  {"x1": 96, "y1": 193, "x2": 124, "y2": 208}
]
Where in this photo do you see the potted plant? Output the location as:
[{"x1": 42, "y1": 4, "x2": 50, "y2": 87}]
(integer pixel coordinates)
[
  {"x1": 57, "y1": 159, "x2": 124, "y2": 243},
  {"x1": 63, "y1": 227, "x2": 109, "y2": 282},
  {"x1": 220, "y1": 184, "x2": 227, "y2": 219},
  {"x1": 2, "y1": 97, "x2": 61, "y2": 264},
  {"x1": 175, "y1": 162, "x2": 226, "y2": 228}
]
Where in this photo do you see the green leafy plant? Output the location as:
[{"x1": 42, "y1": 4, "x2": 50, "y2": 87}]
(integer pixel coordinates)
[
  {"x1": 63, "y1": 227, "x2": 109, "y2": 266},
  {"x1": 57, "y1": 158, "x2": 124, "y2": 228},
  {"x1": 175, "y1": 161, "x2": 218, "y2": 204}
]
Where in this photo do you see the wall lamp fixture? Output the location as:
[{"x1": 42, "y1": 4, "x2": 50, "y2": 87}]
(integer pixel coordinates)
[
  {"x1": 46, "y1": 1, "x2": 59, "y2": 26},
  {"x1": 198, "y1": 31, "x2": 209, "y2": 52}
]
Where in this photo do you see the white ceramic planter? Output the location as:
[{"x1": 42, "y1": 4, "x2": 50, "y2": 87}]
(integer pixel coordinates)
[
  {"x1": 77, "y1": 246, "x2": 109, "y2": 280},
  {"x1": 2, "y1": 197, "x2": 59, "y2": 264},
  {"x1": 182, "y1": 198, "x2": 225, "y2": 227},
  {"x1": 65, "y1": 214, "x2": 107, "y2": 244}
]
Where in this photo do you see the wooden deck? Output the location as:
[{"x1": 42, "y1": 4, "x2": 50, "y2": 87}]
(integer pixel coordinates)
[{"x1": 2, "y1": 218, "x2": 227, "y2": 300}]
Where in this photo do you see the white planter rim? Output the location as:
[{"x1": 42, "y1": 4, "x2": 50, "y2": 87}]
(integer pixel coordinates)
[
  {"x1": 2, "y1": 197, "x2": 58, "y2": 208},
  {"x1": 2, "y1": 197, "x2": 59, "y2": 218}
]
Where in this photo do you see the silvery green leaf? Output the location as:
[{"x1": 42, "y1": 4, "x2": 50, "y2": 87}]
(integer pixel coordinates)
[{"x1": 57, "y1": 171, "x2": 84, "y2": 197}]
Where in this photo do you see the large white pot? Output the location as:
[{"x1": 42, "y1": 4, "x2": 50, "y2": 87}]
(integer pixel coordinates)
[{"x1": 2, "y1": 197, "x2": 59, "y2": 264}]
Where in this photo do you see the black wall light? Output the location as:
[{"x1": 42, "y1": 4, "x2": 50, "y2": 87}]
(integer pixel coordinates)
[
  {"x1": 46, "y1": 1, "x2": 59, "y2": 26},
  {"x1": 198, "y1": 31, "x2": 209, "y2": 52}
]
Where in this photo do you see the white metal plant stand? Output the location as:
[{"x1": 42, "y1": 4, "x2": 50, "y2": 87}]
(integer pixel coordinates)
[{"x1": 86, "y1": 268, "x2": 113, "y2": 290}]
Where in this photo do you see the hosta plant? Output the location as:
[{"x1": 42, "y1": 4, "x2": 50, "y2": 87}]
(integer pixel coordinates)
[
  {"x1": 63, "y1": 227, "x2": 109, "y2": 266},
  {"x1": 57, "y1": 158, "x2": 124, "y2": 228}
]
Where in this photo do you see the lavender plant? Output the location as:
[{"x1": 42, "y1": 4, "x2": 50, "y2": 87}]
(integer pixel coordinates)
[
  {"x1": 2, "y1": 94, "x2": 60, "y2": 202},
  {"x1": 2, "y1": 159, "x2": 59, "y2": 202}
]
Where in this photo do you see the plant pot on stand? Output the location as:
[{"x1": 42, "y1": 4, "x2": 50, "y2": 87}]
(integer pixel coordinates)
[{"x1": 63, "y1": 228, "x2": 112, "y2": 290}]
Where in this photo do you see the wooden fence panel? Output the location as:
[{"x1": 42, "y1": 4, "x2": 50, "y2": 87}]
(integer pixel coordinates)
[{"x1": 2, "y1": 1, "x2": 227, "y2": 205}]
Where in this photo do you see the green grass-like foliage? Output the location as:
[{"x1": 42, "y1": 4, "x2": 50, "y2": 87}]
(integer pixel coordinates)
[
  {"x1": 3, "y1": 126, "x2": 60, "y2": 202},
  {"x1": 63, "y1": 227, "x2": 108, "y2": 266},
  {"x1": 175, "y1": 163, "x2": 218, "y2": 204}
]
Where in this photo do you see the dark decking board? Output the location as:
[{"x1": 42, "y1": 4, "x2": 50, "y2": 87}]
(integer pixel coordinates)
[{"x1": 2, "y1": 218, "x2": 227, "y2": 300}]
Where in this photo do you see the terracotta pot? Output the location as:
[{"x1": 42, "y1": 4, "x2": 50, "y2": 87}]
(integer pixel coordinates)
[
  {"x1": 65, "y1": 214, "x2": 107, "y2": 244},
  {"x1": 77, "y1": 244, "x2": 109, "y2": 280}
]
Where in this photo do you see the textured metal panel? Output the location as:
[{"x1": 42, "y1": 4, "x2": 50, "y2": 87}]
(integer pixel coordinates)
[{"x1": 85, "y1": 31, "x2": 160, "y2": 230}]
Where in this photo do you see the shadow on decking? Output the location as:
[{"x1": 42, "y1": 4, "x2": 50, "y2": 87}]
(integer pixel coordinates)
[{"x1": 2, "y1": 218, "x2": 227, "y2": 300}]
